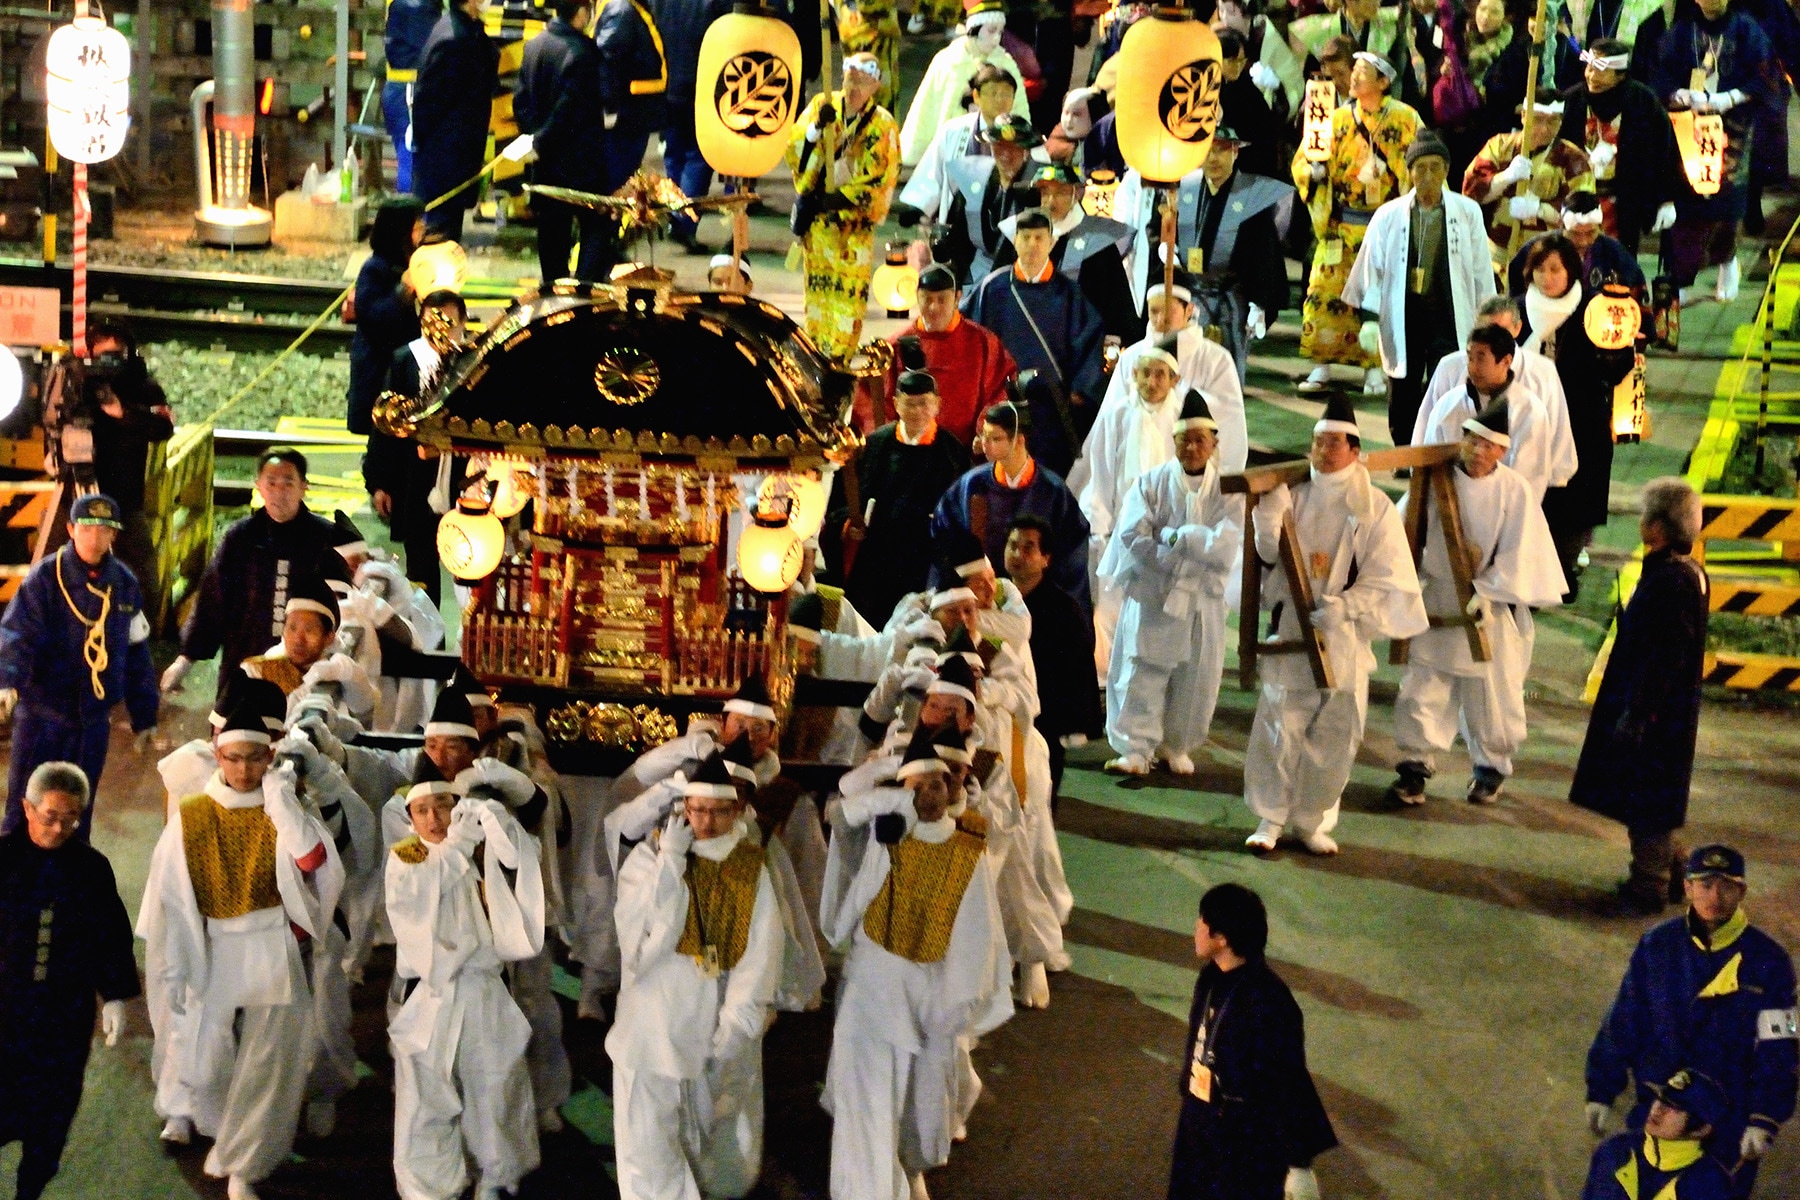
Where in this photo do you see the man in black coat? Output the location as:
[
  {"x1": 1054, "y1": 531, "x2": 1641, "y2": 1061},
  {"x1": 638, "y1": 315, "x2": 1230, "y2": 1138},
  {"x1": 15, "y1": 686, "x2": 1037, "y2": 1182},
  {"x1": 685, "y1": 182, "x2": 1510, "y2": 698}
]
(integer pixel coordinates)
[
  {"x1": 0, "y1": 762, "x2": 138, "y2": 1200},
  {"x1": 163, "y1": 449, "x2": 355, "y2": 697},
  {"x1": 411, "y1": 0, "x2": 499, "y2": 237},
  {"x1": 1170, "y1": 883, "x2": 1337, "y2": 1200},
  {"x1": 1556, "y1": 39, "x2": 1679, "y2": 254},
  {"x1": 596, "y1": 0, "x2": 671, "y2": 191},
  {"x1": 651, "y1": 0, "x2": 734, "y2": 249},
  {"x1": 1218, "y1": 30, "x2": 1283, "y2": 180},
  {"x1": 1003, "y1": 513, "x2": 1100, "y2": 804},
  {"x1": 1571, "y1": 477, "x2": 1712, "y2": 914},
  {"x1": 517, "y1": 0, "x2": 615, "y2": 281}
]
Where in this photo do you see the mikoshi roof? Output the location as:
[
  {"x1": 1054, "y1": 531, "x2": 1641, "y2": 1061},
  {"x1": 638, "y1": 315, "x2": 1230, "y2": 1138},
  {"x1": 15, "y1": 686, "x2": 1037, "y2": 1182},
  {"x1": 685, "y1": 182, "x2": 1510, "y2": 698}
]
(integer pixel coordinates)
[{"x1": 404, "y1": 276, "x2": 859, "y2": 463}]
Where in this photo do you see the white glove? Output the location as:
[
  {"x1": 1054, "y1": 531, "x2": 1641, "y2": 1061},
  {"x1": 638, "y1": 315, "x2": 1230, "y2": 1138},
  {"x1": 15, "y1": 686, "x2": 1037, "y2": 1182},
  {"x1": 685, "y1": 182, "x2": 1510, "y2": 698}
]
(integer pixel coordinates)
[
  {"x1": 500, "y1": 133, "x2": 537, "y2": 163},
  {"x1": 1309, "y1": 162, "x2": 1327, "y2": 182},
  {"x1": 901, "y1": 643, "x2": 941, "y2": 672},
  {"x1": 295, "y1": 715, "x2": 346, "y2": 765},
  {"x1": 1586, "y1": 1101, "x2": 1611, "y2": 1135},
  {"x1": 1312, "y1": 594, "x2": 1348, "y2": 631},
  {"x1": 660, "y1": 811, "x2": 694, "y2": 858},
  {"x1": 1247, "y1": 302, "x2": 1267, "y2": 340},
  {"x1": 1358, "y1": 319, "x2": 1381, "y2": 355},
  {"x1": 455, "y1": 758, "x2": 536, "y2": 806},
  {"x1": 1249, "y1": 61, "x2": 1278, "y2": 92},
  {"x1": 1741, "y1": 1126, "x2": 1774, "y2": 1160},
  {"x1": 1714, "y1": 88, "x2": 1746, "y2": 113},
  {"x1": 603, "y1": 111, "x2": 619, "y2": 130},
  {"x1": 273, "y1": 731, "x2": 328, "y2": 780},
  {"x1": 895, "y1": 615, "x2": 946, "y2": 657},
  {"x1": 160, "y1": 656, "x2": 192, "y2": 694},
  {"x1": 1671, "y1": 88, "x2": 1697, "y2": 110},
  {"x1": 473, "y1": 797, "x2": 520, "y2": 867},
  {"x1": 1586, "y1": 141, "x2": 1616, "y2": 172},
  {"x1": 1466, "y1": 593, "x2": 1492, "y2": 627},
  {"x1": 303, "y1": 657, "x2": 357, "y2": 687},
  {"x1": 443, "y1": 796, "x2": 488, "y2": 857},
  {"x1": 712, "y1": 1020, "x2": 750, "y2": 1062},
  {"x1": 1284, "y1": 1167, "x2": 1321, "y2": 1200},
  {"x1": 1508, "y1": 194, "x2": 1541, "y2": 222},
  {"x1": 0, "y1": 688, "x2": 15, "y2": 724},
  {"x1": 900, "y1": 664, "x2": 939, "y2": 694},
  {"x1": 1502, "y1": 154, "x2": 1533, "y2": 184},
  {"x1": 805, "y1": 123, "x2": 822, "y2": 143},
  {"x1": 1651, "y1": 201, "x2": 1678, "y2": 233},
  {"x1": 102, "y1": 999, "x2": 127, "y2": 1046},
  {"x1": 261, "y1": 764, "x2": 313, "y2": 851}
]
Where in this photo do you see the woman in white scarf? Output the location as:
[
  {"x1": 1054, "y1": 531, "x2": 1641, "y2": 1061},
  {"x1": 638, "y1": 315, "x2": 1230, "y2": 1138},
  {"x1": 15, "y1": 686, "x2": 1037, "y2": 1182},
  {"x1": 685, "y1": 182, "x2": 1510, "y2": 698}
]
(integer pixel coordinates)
[{"x1": 1520, "y1": 236, "x2": 1584, "y2": 356}]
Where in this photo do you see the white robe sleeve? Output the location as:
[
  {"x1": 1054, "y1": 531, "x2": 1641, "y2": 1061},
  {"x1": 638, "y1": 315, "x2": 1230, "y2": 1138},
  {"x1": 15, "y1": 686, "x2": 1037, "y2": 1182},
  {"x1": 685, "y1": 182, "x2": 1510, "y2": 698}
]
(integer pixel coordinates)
[
  {"x1": 715, "y1": 867, "x2": 785, "y2": 1043},
  {"x1": 1077, "y1": 408, "x2": 1124, "y2": 540},
  {"x1": 475, "y1": 803, "x2": 546, "y2": 963},
  {"x1": 930, "y1": 854, "x2": 1013, "y2": 1039},
  {"x1": 1341, "y1": 499, "x2": 1430, "y2": 641},
  {"x1": 1415, "y1": 354, "x2": 1465, "y2": 446},
  {"x1": 1474, "y1": 470, "x2": 1569, "y2": 608}
]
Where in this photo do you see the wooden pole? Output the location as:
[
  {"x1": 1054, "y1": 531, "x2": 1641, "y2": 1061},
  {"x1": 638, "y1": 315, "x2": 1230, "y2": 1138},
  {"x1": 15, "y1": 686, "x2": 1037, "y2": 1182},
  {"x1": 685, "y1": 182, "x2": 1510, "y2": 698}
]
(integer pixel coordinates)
[{"x1": 1503, "y1": 0, "x2": 1554, "y2": 263}]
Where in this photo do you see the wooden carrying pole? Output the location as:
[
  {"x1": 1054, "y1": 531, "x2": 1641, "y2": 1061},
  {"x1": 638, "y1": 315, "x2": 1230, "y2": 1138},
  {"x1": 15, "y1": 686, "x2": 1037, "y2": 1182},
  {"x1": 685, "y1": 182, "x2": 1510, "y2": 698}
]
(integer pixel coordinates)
[
  {"x1": 1504, "y1": 0, "x2": 1554, "y2": 262},
  {"x1": 1389, "y1": 460, "x2": 1493, "y2": 665}
]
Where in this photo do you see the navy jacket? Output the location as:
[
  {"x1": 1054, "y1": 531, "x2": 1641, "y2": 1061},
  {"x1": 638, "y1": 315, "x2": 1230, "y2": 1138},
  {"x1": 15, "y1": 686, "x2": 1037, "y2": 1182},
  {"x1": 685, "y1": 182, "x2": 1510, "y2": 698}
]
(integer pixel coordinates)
[
  {"x1": 517, "y1": 18, "x2": 611, "y2": 190},
  {"x1": 411, "y1": 7, "x2": 500, "y2": 212},
  {"x1": 596, "y1": 0, "x2": 672, "y2": 138},
  {"x1": 0, "y1": 547, "x2": 158, "y2": 730},
  {"x1": 348, "y1": 251, "x2": 420, "y2": 435},
  {"x1": 930, "y1": 461, "x2": 1091, "y2": 622},
  {"x1": 1587, "y1": 911, "x2": 1800, "y2": 1152},
  {"x1": 647, "y1": 0, "x2": 733, "y2": 103},
  {"x1": 384, "y1": 0, "x2": 442, "y2": 78},
  {"x1": 1581, "y1": 1132, "x2": 1734, "y2": 1200}
]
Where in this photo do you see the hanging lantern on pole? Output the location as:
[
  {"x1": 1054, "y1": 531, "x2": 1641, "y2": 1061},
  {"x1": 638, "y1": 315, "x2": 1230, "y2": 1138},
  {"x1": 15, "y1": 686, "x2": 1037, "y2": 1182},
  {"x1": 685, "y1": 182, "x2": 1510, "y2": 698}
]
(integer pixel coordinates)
[
  {"x1": 1583, "y1": 284, "x2": 1642, "y2": 351},
  {"x1": 1671, "y1": 108, "x2": 1725, "y2": 197},
  {"x1": 696, "y1": 2, "x2": 803, "y2": 179},
  {"x1": 1301, "y1": 79, "x2": 1335, "y2": 163},
  {"x1": 1113, "y1": 5, "x2": 1224, "y2": 185},
  {"x1": 438, "y1": 495, "x2": 506, "y2": 580},
  {"x1": 45, "y1": 15, "x2": 131, "y2": 165},
  {"x1": 758, "y1": 472, "x2": 826, "y2": 540},
  {"x1": 738, "y1": 504, "x2": 804, "y2": 592},
  {"x1": 869, "y1": 245, "x2": 918, "y2": 317}
]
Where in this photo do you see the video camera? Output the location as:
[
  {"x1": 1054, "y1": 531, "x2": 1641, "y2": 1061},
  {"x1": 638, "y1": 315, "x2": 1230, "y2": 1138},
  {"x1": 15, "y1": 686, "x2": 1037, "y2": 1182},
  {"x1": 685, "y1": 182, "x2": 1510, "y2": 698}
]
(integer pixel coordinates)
[{"x1": 40, "y1": 328, "x2": 150, "y2": 485}]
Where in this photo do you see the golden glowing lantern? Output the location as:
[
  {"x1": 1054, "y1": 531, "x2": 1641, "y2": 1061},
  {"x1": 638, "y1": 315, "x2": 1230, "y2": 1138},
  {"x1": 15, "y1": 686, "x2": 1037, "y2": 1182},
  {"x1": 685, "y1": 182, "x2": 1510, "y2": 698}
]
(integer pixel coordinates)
[
  {"x1": 46, "y1": 16, "x2": 132, "y2": 164},
  {"x1": 486, "y1": 457, "x2": 533, "y2": 520},
  {"x1": 738, "y1": 508, "x2": 805, "y2": 593},
  {"x1": 1612, "y1": 349, "x2": 1649, "y2": 443},
  {"x1": 437, "y1": 496, "x2": 506, "y2": 580},
  {"x1": 695, "y1": 2, "x2": 804, "y2": 179},
  {"x1": 1671, "y1": 108, "x2": 1725, "y2": 197},
  {"x1": 1583, "y1": 285, "x2": 1642, "y2": 352},
  {"x1": 1301, "y1": 79, "x2": 1335, "y2": 164},
  {"x1": 409, "y1": 240, "x2": 468, "y2": 296},
  {"x1": 870, "y1": 246, "x2": 919, "y2": 317},
  {"x1": 1113, "y1": 7, "x2": 1224, "y2": 185},
  {"x1": 1080, "y1": 168, "x2": 1119, "y2": 218},
  {"x1": 759, "y1": 472, "x2": 826, "y2": 540}
]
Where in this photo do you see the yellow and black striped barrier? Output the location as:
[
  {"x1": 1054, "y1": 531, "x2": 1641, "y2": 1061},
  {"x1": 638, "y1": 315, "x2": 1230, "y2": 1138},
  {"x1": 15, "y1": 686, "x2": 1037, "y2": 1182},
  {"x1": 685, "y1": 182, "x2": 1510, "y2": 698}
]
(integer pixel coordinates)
[
  {"x1": 1698, "y1": 497, "x2": 1800, "y2": 545},
  {"x1": 1703, "y1": 652, "x2": 1800, "y2": 692}
]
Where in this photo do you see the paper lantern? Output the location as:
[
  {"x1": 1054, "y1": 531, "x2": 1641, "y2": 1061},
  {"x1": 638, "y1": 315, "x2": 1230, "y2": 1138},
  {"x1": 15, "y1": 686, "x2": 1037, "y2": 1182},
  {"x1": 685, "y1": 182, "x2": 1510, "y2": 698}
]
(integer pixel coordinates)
[
  {"x1": 1113, "y1": 7, "x2": 1223, "y2": 185},
  {"x1": 438, "y1": 497, "x2": 506, "y2": 580},
  {"x1": 1612, "y1": 351, "x2": 1648, "y2": 443},
  {"x1": 1301, "y1": 79, "x2": 1335, "y2": 163},
  {"x1": 1583, "y1": 285, "x2": 1641, "y2": 352},
  {"x1": 695, "y1": 3, "x2": 803, "y2": 179},
  {"x1": 409, "y1": 240, "x2": 468, "y2": 296},
  {"x1": 738, "y1": 509, "x2": 804, "y2": 593},
  {"x1": 870, "y1": 246, "x2": 918, "y2": 317},
  {"x1": 1080, "y1": 169, "x2": 1119, "y2": 218},
  {"x1": 486, "y1": 457, "x2": 533, "y2": 520},
  {"x1": 1672, "y1": 109, "x2": 1724, "y2": 197},
  {"x1": 760, "y1": 472, "x2": 826, "y2": 540},
  {"x1": 46, "y1": 16, "x2": 132, "y2": 164}
]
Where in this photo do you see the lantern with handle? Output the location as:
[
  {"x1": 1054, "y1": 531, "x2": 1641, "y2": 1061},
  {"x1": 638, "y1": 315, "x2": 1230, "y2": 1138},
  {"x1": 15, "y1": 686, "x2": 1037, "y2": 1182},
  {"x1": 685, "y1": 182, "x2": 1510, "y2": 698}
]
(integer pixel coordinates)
[
  {"x1": 1301, "y1": 79, "x2": 1335, "y2": 163},
  {"x1": 410, "y1": 239, "x2": 469, "y2": 296},
  {"x1": 738, "y1": 505, "x2": 804, "y2": 593},
  {"x1": 1113, "y1": 6, "x2": 1224, "y2": 185},
  {"x1": 1583, "y1": 283, "x2": 1641, "y2": 351},
  {"x1": 1671, "y1": 108, "x2": 1725, "y2": 197},
  {"x1": 869, "y1": 245, "x2": 918, "y2": 318},
  {"x1": 438, "y1": 495, "x2": 507, "y2": 581},
  {"x1": 45, "y1": 15, "x2": 131, "y2": 165}
]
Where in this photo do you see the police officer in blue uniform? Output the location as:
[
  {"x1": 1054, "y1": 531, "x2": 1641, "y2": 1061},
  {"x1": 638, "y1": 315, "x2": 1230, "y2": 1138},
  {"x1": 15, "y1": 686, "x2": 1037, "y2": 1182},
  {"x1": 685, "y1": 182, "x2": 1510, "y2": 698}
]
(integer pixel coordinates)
[
  {"x1": 1586, "y1": 845, "x2": 1800, "y2": 1198},
  {"x1": 0, "y1": 494, "x2": 159, "y2": 838},
  {"x1": 1583, "y1": 1069, "x2": 1736, "y2": 1200}
]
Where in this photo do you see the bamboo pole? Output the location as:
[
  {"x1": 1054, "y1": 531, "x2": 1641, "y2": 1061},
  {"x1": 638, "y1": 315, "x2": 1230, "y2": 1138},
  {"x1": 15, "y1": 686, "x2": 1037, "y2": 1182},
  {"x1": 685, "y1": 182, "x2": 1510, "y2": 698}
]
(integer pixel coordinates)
[{"x1": 1504, "y1": 0, "x2": 1554, "y2": 263}]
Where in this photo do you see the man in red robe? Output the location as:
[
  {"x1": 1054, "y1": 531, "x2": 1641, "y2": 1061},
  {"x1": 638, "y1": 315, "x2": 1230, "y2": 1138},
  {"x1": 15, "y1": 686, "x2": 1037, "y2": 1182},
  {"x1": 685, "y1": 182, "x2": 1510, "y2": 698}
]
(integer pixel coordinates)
[{"x1": 876, "y1": 263, "x2": 1016, "y2": 447}]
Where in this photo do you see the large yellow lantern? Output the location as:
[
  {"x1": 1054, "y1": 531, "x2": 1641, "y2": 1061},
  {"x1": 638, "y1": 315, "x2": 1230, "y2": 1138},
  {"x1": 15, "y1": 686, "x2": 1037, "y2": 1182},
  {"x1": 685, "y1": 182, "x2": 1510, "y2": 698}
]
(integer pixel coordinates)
[
  {"x1": 1301, "y1": 79, "x2": 1335, "y2": 163},
  {"x1": 759, "y1": 472, "x2": 826, "y2": 540},
  {"x1": 1583, "y1": 283, "x2": 1642, "y2": 351},
  {"x1": 438, "y1": 496, "x2": 506, "y2": 580},
  {"x1": 1113, "y1": 7, "x2": 1223, "y2": 185},
  {"x1": 695, "y1": 2, "x2": 803, "y2": 179},
  {"x1": 1671, "y1": 109, "x2": 1724, "y2": 197},
  {"x1": 738, "y1": 508, "x2": 804, "y2": 592},
  {"x1": 409, "y1": 240, "x2": 468, "y2": 296},
  {"x1": 869, "y1": 245, "x2": 918, "y2": 317},
  {"x1": 46, "y1": 16, "x2": 132, "y2": 164}
]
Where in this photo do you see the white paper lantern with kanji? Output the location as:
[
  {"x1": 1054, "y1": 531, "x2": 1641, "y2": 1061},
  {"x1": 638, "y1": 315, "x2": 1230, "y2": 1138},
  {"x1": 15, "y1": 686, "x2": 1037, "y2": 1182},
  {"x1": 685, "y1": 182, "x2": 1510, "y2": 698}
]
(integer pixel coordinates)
[
  {"x1": 1301, "y1": 79, "x2": 1335, "y2": 163},
  {"x1": 45, "y1": 17, "x2": 131, "y2": 164}
]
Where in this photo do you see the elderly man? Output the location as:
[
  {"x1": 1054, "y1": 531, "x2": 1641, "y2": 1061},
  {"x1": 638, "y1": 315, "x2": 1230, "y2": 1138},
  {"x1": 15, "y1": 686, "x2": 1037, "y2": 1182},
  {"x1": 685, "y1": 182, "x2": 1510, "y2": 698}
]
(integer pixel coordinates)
[
  {"x1": 1557, "y1": 40, "x2": 1678, "y2": 254},
  {"x1": 1412, "y1": 324, "x2": 1573, "y2": 502},
  {"x1": 1583, "y1": 1069, "x2": 1736, "y2": 1200},
  {"x1": 387, "y1": 776, "x2": 544, "y2": 1200},
  {"x1": 784, "y1": 53, "x2": 900, "y2": 362},
  {"x1": 0, "y1": 493, "x2": 159, "y2": 838},
  {"x1": 1571, "y1": 478, "x2": 1715, "y2": 913},
  {"x1": 608, "y1": 755, "x2": 783, "y2": 1200},
  {"x1": 1099, "y1": 392, "x2": 1241, "y2": 777},
  {"x1": 880, "y1": 265, "x2": 1015, "y2": 444},
  {"x1": 0, "y1": 762, "x2": 138, "y2": 1200},
  {"x1": 1586, "y1": 845, "x2": 1798, "y2": 1197},
  {"x1": 138, "y1": 705, "x2": 343, "y2": 1200},
  {"x1": 1242, "y1": 393, "x2": 1428, "y2": 855},
  {"x1": 1343, "y1": 130, "x2": 1496, "y2": 448},
  {"x1": 166, "y1": 449, "x2": 355, "y2": 697},
  {"x1": 1387, "y1": 400, "x2": 1567, "y2": 807},
  {"x1": 1462, "y1": 100, "x2": 1594, "y2": 268}
]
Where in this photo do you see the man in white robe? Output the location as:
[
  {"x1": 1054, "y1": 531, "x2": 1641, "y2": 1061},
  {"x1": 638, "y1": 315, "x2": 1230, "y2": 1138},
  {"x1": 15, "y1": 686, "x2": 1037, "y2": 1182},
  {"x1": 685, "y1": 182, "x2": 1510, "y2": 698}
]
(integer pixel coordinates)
[
  {"x1": 1413, "y1": 300, "x2": 1578, "y2": 501},
  {"x1": 385, "y1": 780, "x2": 544, "y2": 1200},
  {"x1": 821, "y1": 732, "x2": 1012, "y2": 1200},
  {"x1": 897, "y1": 64, "x2": 1020, "y2": 218},
  {"x1": 608, "y1": 755, "x2": 784, "y2": 1200},
  {"x1": 1389, "y1": 400, "x2": 1568, "y2": 806},
  {"x1": 1100, "y1": 392, "x2": 1244, "y2": 775},
  {"x1": 1242, "y1": 393, "x2": 1429, "y2": 855},
  {"x1": 897, "y1": 9, "x2": 1029, "y2": 167},
  {"x1": 138, "y1": 706, "x2": 345, "y2": 1200}
]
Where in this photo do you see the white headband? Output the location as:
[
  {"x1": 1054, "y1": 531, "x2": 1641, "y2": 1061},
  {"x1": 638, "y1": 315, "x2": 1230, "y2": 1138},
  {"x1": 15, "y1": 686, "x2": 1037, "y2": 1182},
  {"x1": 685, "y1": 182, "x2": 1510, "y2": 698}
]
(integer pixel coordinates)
[
  {"x1": 930, "y1": 586, "x2": 978, "y2": 610},
  {"x1": 1562, "y1": 206, "x2": 1605, "y2": 229},
  {"x1": 723, "y1": 698, "x2": 777, "y2": 722},
  {"x1": 953, "y1": 557, "x2": 993, "y2": 579},
  {"x1": 1581, "y1": 49, "x2": 1630, "y2": 70},
  {"x1": 407, "y1": 780, "x2": 457, "y2": 805},
  {"x1": 1353, "y1": 51, "x2": 1396, "y2": 81},
  {"x1": 424, "y1": 720, "x2": 479, "y2": 740},
  {"x1": 926, "y1": 678, "x2": 978, "y2": 704},
  {"x1": 1314, "y1": 417, "x2": 1360, "y2": 437},
  {"x1": 1146, "y1": 282, "x2": 1193, "y2": 304},
  {"x1": 1526, "y1": 100, "x2": 1565, "y2": 115},
  {"x1": 1461, "y1": 416, "x2": 1513, "y2": 448},
  {"x1": 684, "y1": 780, "x2": 740, "y2": 801},
  {"x1": 1172, "y1": 415, "x2": 1218, "y2": 434},
  {"x1": 286, "y1": 597, "x2": 337, "y2": 626},
  {"x1": 216, "y1": 728, "x2": 273, "y2": 748},
  {"x1": 1139, "y1": 346, "x2": 1180, "y2": 373},
  {"x1": 966, "y1": 10, "x2": 1006, "y2": 30},
  {"x1": 708, "y1": 253, "x2": 751, "y2": 279},
  {"x1": 897, "y1": 756, "x2": 949, "y2": 780},
  {"x1": 844, "y1": 55, "x2": 882, "y2": 81}
]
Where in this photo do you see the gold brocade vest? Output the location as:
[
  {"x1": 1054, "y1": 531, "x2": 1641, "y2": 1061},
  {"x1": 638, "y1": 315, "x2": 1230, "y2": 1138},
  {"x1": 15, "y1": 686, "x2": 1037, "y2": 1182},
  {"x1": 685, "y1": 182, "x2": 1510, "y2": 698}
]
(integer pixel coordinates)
[
  {"x1": 241, "y1": 655, "x2": 305, "y2": 696},
  {"x1": 953, "y1": 809, "x2": 989, "y2": 840},
  {"x1": 180, "y1": 795, "x2": 281, "y2": 919},
  {"x1": 862, "y1": 831, "x2": 984, "y2": 964},
  {"x1": 676, "y1": 840, "x2": 766, "y2": 973}
]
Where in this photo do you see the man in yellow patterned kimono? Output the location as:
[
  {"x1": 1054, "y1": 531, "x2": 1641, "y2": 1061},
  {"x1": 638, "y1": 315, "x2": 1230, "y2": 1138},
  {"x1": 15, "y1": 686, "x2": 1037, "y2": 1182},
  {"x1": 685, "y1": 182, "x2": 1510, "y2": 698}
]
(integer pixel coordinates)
[
  {"x1": 786, "y1": 53, "x2": 901, "y2": 363},
  {"x1": 1292, "y1": 51, "x2": 1420, "y2": 397},
  {"x1": 1461, "y1": 100, "x2": 1594, "y2": 272},
  {"x1": 833, "y1": 0, "x2": 901, "y2": 113}
]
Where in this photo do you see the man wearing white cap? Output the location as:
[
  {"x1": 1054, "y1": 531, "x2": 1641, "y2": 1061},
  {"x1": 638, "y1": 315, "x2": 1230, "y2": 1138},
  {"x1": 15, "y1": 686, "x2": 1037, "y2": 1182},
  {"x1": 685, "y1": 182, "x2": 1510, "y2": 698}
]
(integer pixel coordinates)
[
  {"x1": 1099, "y1": 391, "x2": 1242, "y2": 777},
  {"x1": 138, "y1": 705, "x2": 345, "y2": 1200},
  {"x1": 1412, "y1": 322, "x2": 1573, "y2": 503},
  {"x1": 386, "y1": 774, "x2": 544, "y2": 1200},
  {"x1": 608, "y1": 753, "x2": 783, "y2": 1200},
  {"x1": 1241, "y1": 393, "x2": 1427, "y2": 855},
  {"x1": 705, "y1": 255, "x2": 752, "y2": 293},
  {"x1": 1388, "y1": 398, "x2": 1567, "y2": 808},
  {"x1": 1461, "y1": 98, "x2": 1594, "y2": 268},
  {"x1": 898, "y1": 0, "x2": 1028, "y2": 167}
]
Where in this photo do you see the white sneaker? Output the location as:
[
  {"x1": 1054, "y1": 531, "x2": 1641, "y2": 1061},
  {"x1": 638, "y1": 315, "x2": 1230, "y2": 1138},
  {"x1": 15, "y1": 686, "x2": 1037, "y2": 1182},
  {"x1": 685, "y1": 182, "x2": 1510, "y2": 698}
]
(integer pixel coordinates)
[
  {"x1": 305, "y1": 1099, "x2": 336, "y2": 1139},
  {"x1": 538, "y1": 1106, "x2": 565, "y2": 1134},
  {"x1": 1363, "y1": 367, "x2": 1388, "y2": 396},
  {"x1": 159, "y1": 1116, "x2": 193, "y2": 1146},
  {"x1": 1298, "y1": 365, "x2": 1332, "y2": 391},
  {"x1": 226, "y1": 1178, "x2": 261, "y2": 1200},
  {"x1": 1104, "y1": 753, "x2": 1150, "y2": 775},
  {"x1": 1679, "y1": 284, "x2": 1708, "y2": 307},
  {"x1": 1016, "y1": 960, "x2": 1051, "y2": 1008},
  {"x1": 1245, "y1": 819, "x2": 1281, "y2": 852},
  {"x1": 1300, "y1": 830, "x2": 1340, "y2": 856},
  {"x1": 1165, "y1": 752, "x2": 1196, "y2": 775},
  {"x1": 907, "y1": 12, "x2": 928, "y2": 33},
  {"x1": 1716, "y1": 255, "x2": 1741, "y2": 302},
  {"x1": 910, "y1": 1171, "x2": 932, "y2": 1200}
]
